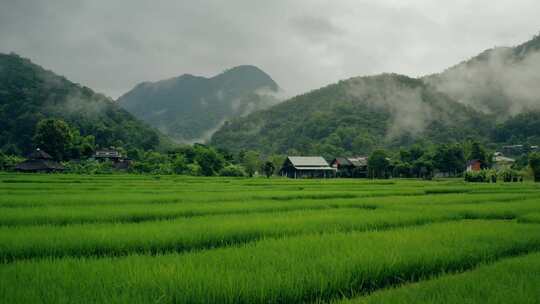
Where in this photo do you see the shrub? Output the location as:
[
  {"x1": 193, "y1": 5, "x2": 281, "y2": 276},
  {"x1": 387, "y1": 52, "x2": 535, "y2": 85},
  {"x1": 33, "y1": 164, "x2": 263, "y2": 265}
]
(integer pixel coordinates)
[
  {"x1": 219, "y1": 165, "x2": 246, "y2": 177},
  {"x1": 464, "y1": 169, "x2": 497, "y2": 183}
]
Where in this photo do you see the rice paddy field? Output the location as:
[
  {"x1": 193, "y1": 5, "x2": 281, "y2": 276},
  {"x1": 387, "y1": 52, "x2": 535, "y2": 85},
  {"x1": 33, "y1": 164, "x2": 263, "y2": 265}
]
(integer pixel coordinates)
[{"x1": 1, "y1": 173, "x2": 540, "y2": 303}]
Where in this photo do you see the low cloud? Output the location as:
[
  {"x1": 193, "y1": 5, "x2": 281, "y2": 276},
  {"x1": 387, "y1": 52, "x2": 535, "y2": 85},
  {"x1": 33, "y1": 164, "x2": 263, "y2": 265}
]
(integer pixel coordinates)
[{"x1": 427, "y1": 46, "x2": 540, "y2": 117}]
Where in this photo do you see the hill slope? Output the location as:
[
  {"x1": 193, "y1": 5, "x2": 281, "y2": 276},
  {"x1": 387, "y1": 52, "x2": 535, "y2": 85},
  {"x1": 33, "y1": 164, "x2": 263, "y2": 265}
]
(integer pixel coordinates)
[
  {"x1": 0, "y1": 53, "x2": 166, "y2": 155},
  {"x1": 211, "y1": 74, "x2": 490, "y2": 156},
  {"x1": 118, "y1": 65, "x2": 281, "y2": 143},
  {"x1": 212, "y1": 34, "x2": 540, "y2": 156},
  {"x1": 425, "y1": 34, "x2": 540, "y2": 119}
]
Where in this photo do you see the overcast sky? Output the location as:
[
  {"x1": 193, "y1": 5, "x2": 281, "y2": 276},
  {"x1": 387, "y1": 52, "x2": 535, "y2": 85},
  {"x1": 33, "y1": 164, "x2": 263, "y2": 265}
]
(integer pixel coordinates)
[{"x1": 1, "y1": 0, "x2": 540, "y2": 99}]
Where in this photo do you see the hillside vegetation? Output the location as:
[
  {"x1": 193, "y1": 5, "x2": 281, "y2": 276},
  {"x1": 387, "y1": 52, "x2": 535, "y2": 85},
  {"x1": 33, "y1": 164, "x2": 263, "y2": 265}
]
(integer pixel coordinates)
[
  {"x1": 118, "y1": 65, "x2": 281, "y2": 143},
  {"x1": 211, "y1": 35, "x2": 540, "y2": 155},
  {"x1": 212, "y1": 74, "x2": 490, "y2": 156},
  {"x1": 0, "y1": 53, "x2": 167, "y2": 155}
]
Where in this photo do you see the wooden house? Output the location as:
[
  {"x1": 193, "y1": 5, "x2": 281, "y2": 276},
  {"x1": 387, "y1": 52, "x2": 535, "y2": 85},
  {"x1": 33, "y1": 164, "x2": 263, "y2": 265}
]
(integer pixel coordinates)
[
  {"x1": 15, "y1": 149, "x2": 64, "y2": 173},
  {"x1": 493, "y1": 155, "x2": 515, "y2": 170},
  {"x1": 466, "y1": 159, "x2": 482, "y2": 172},
  {"x1": 330, "y1": 156, "x2": 368, "y2": 178},
  {"x1": 94, "y1": 149, "x2": 131, "y2": 170},
  {"x1": 280, "y1": 156, "x2": 336, "y2": 178}
]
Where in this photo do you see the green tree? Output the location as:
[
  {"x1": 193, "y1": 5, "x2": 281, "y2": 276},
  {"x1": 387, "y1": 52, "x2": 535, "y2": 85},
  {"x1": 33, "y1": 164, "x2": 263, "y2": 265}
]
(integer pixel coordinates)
[
  {"x1": 194, "y1": 146, "x2": 225, "y2": 176},
  {"x1": 529, "y1": 152, "x2": 540, "y2": 182},
  {"x1": 241, "y1": 150, "x2": 260, "y2": 177},
  {"x1": 262, "y1": 161, "x2": 275, "y2": 178},
  {"x1": 33, "y1": 119, "x2": 73, "y2": 160},
  {"x1": 368, "y1": 150, "x2": 390, "y2": 179},
  {"x1": 171, "y1": 154, "x2": 188, "y2": 175},
  {"x1": 433, "y1": 144, "x2": 465, "y2": 176}
]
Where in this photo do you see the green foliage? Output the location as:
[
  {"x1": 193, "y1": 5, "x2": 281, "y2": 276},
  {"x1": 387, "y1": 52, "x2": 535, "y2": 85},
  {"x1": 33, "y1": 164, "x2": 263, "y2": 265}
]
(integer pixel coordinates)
[
  {"x1": 219, "y1": 165, "x2": 246, "y2": 177},
  {"x1": 0, "y1": 53, "x2": 164, "y2": 155},
  {"x1": 262, "y1": 161, "x2": 275, "y2": 178},
  {"x1": 241, "y1": 150, "x2": 260, "y2": 177},
  {"x1": 33, "y1": 119, "x2": 73, "y2": 160},
  {"x1": 211, "y1": 74, "x2": 491, "y2": 155},
  {"x1": 465, "y1": 170, "x2": 493, "y2": 183},
  {"x1": 63, "y1": 160, "x2": 114, "y2": 175},
  {"x1": 368, "y1": 150, "x2": 390, "y2": 179},
  {"x1": 193, "y1": 145, "x2": 225, "y2": 176},
  {"x1": 118, "y1": 65, "x2": 280, "y2": 142},
  {"x1": 529, "y1": 152, "x2": 540, "y2": 182},
  {"x1": 0, "y1": 152, "x2": 24, "y2": 171},
  {"x1": 432, "y1": 144, "x2": 466, "y2": 175}
]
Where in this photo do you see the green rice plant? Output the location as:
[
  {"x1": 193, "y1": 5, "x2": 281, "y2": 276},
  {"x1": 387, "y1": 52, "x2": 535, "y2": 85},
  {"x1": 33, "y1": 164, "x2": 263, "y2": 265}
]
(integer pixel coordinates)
[
  {"x1": 0, "y1": 192, "x2": 535, "y2": 226},
  {"x1": 0, "y1": 208, "x2": 457, "y2": 262},
  {"x1": 339, "y1": 252, "x2": 540, "y2": 303},
  {"x1": 2, "y1": 221, "x2": 540, "y2": 303}
]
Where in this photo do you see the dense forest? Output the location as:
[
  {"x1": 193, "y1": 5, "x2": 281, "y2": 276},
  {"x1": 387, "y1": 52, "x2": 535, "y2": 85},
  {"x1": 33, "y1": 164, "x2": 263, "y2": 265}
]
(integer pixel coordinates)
[
  {"x1": 118, "y1": 65, "x2": 281, "y2": 143},
  {"x1": 0, "y1": 53, "x2": 169, "y2": 155},
  {"x1": 211, "y1": 74, "x2": 492, "y2": 158},
  {"x1": 211, "y1": 35, "x2": 540, "y2": 157}
]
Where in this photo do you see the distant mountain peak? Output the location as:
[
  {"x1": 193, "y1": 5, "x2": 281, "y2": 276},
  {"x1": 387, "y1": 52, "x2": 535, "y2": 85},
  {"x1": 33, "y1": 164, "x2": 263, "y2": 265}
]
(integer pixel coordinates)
[{"x1": 118, "y1": 65, "x2": 282, "y2": 143}]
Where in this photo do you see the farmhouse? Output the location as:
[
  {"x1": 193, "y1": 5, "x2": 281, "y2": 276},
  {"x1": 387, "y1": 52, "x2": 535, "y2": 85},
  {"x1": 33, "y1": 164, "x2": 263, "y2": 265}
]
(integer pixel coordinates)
[
  {"x1": 466, "y1": 159, "x2": 482, "y2": 172},
  {"x1": 280, "y1": 156, "x2": 336, "y2": 178},
  {"x1": 15, "y1": 149, "x2": 64, "y2": 173},
  {"x1": 94, "y1": 149, "x2": 123, "y2": 161},
  {"x1": 493, "y1": 154, "x2": 515, "y2": 170},
  {"x1": 330, "y1": 156, "x2": 368, "y2": 178},
  {"x1": 93, "y1": 149, "x2": 131, "y2": 169}
]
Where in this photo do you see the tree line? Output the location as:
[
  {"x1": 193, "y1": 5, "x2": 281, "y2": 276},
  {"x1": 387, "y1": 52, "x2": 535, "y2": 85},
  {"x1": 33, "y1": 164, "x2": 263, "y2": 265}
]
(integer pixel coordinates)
[{"x1": 2, "y1": 118, "x2": 540, "y2": 181}]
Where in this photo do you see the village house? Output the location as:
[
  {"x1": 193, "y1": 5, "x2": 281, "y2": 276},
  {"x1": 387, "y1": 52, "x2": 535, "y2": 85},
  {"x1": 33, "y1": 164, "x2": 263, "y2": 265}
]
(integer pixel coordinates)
[
  {"x1": 280, "y1": 156, "x2": 336, "y2": 178},
  {"x1": 466, "y1": 159, "x2": 482, "y2": 172},
  {"x1": 15, "y1": 148, "x2": 64, "y2": 173},
  {"x1": 493, "y1": 153, "x2": 515, "y2": 170},
  {"x1": 330, "y1": 156, "x2": 368, "y2": 178},
  {"x1": 93, "y1": 149, "x2": 131, "y2": 170}
]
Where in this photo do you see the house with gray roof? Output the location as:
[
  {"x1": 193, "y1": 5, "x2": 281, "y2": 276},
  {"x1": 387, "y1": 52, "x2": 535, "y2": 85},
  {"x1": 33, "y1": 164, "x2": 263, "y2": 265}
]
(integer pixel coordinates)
[
  {"x1": 330, "y1": 156, "x2": 368, "y2": 178},
  {"x1": 280, "y1": 156, "x2": 336, "y2": 178}
]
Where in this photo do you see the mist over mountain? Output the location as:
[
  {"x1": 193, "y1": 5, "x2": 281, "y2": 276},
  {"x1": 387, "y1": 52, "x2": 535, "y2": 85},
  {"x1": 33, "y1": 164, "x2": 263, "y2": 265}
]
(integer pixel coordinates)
[
  {"x1": 211, "y1": 35, "x2": 540, "y2": 156},
  {"x1": 118, "y1": 65, "x2": 282, "y2": 143},
  {"x1": 0, "y1": 53, "x2": 166, "y2": 155},
  {"x1": 211, "y1": 74, "x2": 490, "y2": 157},
  {"x1": 425, "y1": 34, "x2": 540, "y2": 119}
]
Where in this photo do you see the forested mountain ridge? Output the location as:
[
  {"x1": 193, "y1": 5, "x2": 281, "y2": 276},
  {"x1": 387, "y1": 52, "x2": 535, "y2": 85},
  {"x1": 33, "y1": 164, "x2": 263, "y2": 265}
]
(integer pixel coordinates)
[
  {"x1": 118, "y1": 65, "x2": 282, "y2": 143},
  {"x1": 211, "y1": 73, "x2": 491, "y2": 157},
  {"x1": 211, "y1": 35, "x2": 540, "y2": 157},
  {"x1": 0, "y1": 53, "x2": 166, "y2": 155},
  {"x1": 424, "y1": 34, "x2": 540, "y2": 118}
]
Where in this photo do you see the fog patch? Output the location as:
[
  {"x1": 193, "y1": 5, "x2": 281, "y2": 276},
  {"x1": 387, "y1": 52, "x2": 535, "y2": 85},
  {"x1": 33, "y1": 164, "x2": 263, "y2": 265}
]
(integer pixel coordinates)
[
  {"x1": 426, "y1": 47, "x2": 540, "y2": 118},
  {"x1": 346, "y1": 75, "x2": 433, "y2": 139}
]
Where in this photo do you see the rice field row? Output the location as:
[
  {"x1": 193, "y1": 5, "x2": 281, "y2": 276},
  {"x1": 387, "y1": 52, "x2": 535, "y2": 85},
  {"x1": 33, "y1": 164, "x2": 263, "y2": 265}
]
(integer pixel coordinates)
[
  {"x1": 2, "y1": 221, "x2": 540, "y2": 303},
  {"x1": 1, "y1": 173, "x2": 540, "y2": 303},
  {"x1": 341, "y1": 252, "x2": 540, "y2": 304}
]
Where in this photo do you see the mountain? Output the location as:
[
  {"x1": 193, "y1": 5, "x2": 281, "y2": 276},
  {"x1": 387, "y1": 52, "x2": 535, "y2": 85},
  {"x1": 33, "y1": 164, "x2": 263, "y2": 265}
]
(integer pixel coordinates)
[
  {"x1": 0, "y1": 53, "x2": 166, "y2": 155},
  {"x1": 211, "y1": 34, "x2": 540, "y2": 156},
  {"x1": 211, "y1": 73, "x2": 491, "y2": 157},
  {"x1": 424, "y1": 34, "x2": 540, "y2": 119},
  {"x1": 118, "y1": 65, "x2": 281, "y2": 143}
]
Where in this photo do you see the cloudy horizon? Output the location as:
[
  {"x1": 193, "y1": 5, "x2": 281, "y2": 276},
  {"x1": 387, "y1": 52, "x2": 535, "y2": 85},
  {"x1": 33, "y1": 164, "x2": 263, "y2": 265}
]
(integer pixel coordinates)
[{"x1": 1, "y1": 0, "x2": 540, "y2": 99}]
